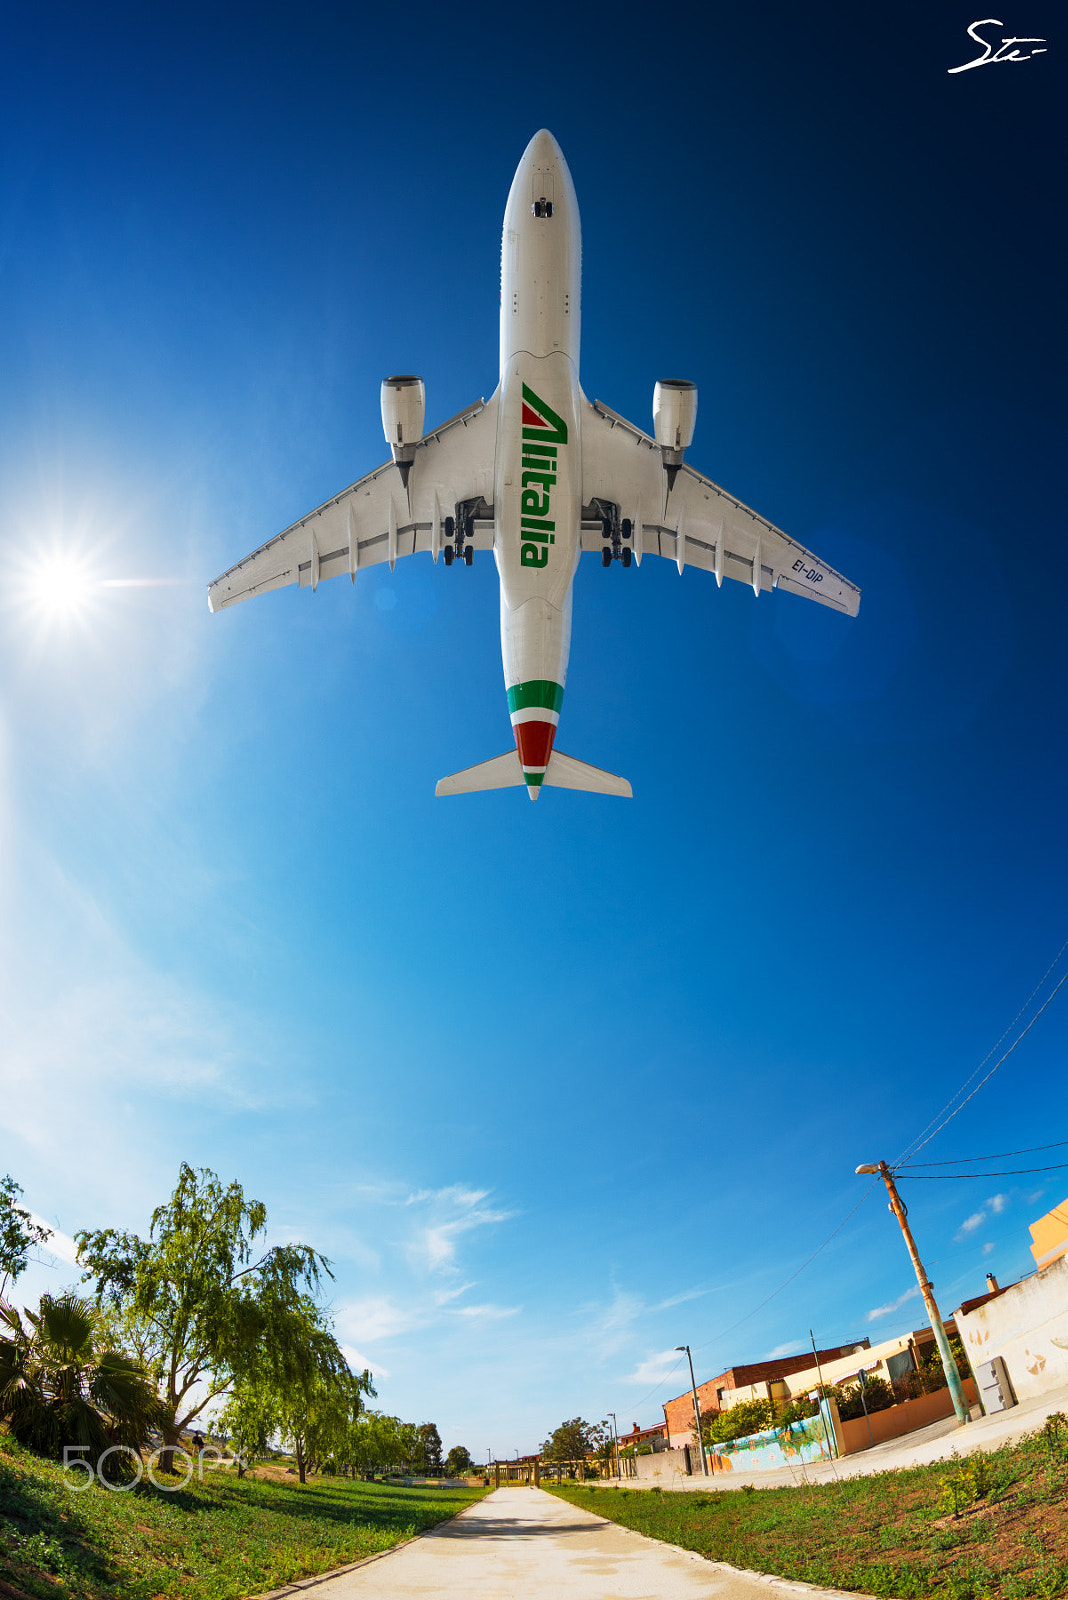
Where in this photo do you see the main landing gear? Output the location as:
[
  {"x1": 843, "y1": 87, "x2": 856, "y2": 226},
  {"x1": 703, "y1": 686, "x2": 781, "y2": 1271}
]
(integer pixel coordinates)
[
  {"x1": 596, "y1": 500, "x2": 633, "y2": 568},
  {"x1": 442, "y1": 508, "x2": 476, "y2": 567}
]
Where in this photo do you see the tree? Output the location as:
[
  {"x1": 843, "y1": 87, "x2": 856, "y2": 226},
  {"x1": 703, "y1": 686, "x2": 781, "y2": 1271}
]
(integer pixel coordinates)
[
  {"x1": 216, "y1": 1373, "x2": 280, "y2": 1477},
  {"x1": 0, "y1": 1176, "x2": 52, "y2": 1297},
  {"x1": 415, "y1": 1421, "x2": 443, "y2": 1473},
  {"x1": 540, "y1": 1417, "x2": 605, "y2": 1464},
  {"x1": 76, "y1": 1164, "x2": 349, "y2": 1466},
  {"x1": 0, "y1": 1293, "x2": 168, "y2": 1479},
  {"x1": 445, "y1": 1444, "x2": 473, "y2": 1476},
  {"x1": 275, "y1": 1361, "x2": 375, "y2": 1483}
]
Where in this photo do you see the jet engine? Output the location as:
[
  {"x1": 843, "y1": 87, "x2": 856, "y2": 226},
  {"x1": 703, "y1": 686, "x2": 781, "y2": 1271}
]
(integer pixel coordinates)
[
  {"x1": 652, "y1": 379, "x2": 697, "y2": 491},
  {"x1": 380, "y1": 375, "x2": 425, "y2": 488}
]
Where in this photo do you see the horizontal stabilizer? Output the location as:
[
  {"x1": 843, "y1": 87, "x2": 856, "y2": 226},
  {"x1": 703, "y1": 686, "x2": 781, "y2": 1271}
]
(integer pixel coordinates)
[
  {"x1": 543, "y1": 751, "x2": 632, "y2": 797},
  {"x1": 435, "y1": 749, "x2": 632, "y2": 798},
  {"x1": 435, "y1": 751, "x2": 525, "y2": 796}
]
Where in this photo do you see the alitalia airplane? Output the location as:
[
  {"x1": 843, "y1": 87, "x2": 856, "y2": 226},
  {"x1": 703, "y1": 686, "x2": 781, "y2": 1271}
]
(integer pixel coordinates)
[{"x1": 208, "y1": 130, "x2": 860, "y2": 800}]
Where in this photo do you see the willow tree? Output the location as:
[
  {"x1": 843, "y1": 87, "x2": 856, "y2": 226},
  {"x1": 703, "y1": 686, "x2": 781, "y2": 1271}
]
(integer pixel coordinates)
[{"x1": 76, "y1": 1164, "x2": 349, "y2": 1463}]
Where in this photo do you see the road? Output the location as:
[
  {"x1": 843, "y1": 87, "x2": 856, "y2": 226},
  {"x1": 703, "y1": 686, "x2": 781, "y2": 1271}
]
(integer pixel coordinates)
[{"x1": 257, "y1": 1484, "x2": 859, "y2": 1600}]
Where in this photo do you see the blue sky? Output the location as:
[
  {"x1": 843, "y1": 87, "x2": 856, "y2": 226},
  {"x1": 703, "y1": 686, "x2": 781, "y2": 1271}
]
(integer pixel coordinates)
[{"x1": 1, "y1": 0, "x2": 1064, "y2": 1455}]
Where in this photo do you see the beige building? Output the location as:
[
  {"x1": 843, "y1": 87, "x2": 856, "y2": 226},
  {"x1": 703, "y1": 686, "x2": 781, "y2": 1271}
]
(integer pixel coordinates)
[
  {"x1": 1029, "y1": 1194, "x2": 1068, "y2": 1271},
  {"x1": 715, "y1": 1321, "x2": 960, "y2": 1410}
]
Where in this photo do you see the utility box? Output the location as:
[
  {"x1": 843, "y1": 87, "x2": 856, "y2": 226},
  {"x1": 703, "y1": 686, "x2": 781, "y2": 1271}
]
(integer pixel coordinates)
[{"x1": 977, "y1": 1356, "x2": 1017, "y2": 1413}]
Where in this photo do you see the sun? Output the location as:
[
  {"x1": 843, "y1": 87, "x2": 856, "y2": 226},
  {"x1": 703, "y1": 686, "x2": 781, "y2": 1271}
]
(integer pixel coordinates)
[{"x1": 22, "y1": 554, "x2": 97, "y2": 621}]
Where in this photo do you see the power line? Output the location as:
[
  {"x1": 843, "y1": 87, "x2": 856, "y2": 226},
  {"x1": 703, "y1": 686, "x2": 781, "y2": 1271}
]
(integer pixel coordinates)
[
  {"x1": 894, "y1": 939, "x2": 1068, "y2": 1169},
  {"x1": 897, "y1": 1161, "x2": 1068, "y2": 1180},
  {"x1": 898, "y1": 1138, "x2": 1068, "y2": 1168}
]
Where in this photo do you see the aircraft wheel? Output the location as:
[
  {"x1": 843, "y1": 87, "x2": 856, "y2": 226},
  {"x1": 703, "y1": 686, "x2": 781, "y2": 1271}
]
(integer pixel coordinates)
[
  {"x1": 601, "y1": 547, "x2": 612, "y2": 568},
  {"x1": 464, "y1": 545, "x2": 474, "y2": 566},
  {"x1": 621, "y1": 547, "x2": 632, "y2": 568},
  {"x1": 444, "y1": 546, "x2": 454, "y2": 566},
  {"x1": 621, "y1": 519, "x2": 632, "y2": 540}
]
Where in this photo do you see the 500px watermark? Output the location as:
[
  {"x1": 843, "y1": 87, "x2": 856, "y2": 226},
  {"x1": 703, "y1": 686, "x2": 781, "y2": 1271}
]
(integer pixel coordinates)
[{"x1": 62, "y1": 1444, "x2": 244, "y2": 1492}]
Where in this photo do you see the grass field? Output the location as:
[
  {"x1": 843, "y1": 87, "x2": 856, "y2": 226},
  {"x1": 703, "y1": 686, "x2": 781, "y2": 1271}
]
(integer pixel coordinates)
[
  {"x1": 547, "y1": 1424, "x2": 1068, "y2": 1598},
  {"x1": 0, "y1": 1434, "x2": 487, "y2": 1600}
]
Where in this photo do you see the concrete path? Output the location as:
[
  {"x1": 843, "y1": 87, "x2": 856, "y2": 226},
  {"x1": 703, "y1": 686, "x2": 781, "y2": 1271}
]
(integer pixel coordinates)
[
  {"x1": 628, "y1": 1382, "x2": 1068, "y2": 1494},
  {"x1": 272, "y1": 1485, "x2": 854, "y2": 1600}
]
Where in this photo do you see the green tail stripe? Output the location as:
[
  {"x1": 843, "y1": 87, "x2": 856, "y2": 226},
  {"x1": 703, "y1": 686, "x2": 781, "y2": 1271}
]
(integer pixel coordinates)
[
  {"x1": 507, "y1": 680, "x2": 565, "y2": 714},
  {"x1": 524, "y1": 772, "x2": 545, "y2": 787}
]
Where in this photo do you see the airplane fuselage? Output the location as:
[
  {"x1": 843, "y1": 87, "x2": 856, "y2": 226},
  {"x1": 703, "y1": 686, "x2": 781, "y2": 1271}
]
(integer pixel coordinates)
[{"x1": 494, "y1": 131, "x2": 583, "y2": 791}]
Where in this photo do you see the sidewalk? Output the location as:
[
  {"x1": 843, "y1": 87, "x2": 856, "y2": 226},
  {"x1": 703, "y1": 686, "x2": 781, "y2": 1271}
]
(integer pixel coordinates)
[
  {"x1": 620, "y1": 1382, "x2": 1068, "y2": 1493},
  {"x1": 258, "y1": 1485, "x2": 871, "y2": 1600}
]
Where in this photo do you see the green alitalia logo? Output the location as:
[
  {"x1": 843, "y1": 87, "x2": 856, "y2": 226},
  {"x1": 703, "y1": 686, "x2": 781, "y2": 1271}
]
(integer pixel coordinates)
[{"x1": 519, "y1": 383, "x2": 567, "y2": 569}]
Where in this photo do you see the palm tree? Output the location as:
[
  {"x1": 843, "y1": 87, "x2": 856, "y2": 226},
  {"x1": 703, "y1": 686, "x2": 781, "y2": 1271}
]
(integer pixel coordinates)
[{"x1": 0, "y1": 1293, "x2": 169, "y2": 1481}]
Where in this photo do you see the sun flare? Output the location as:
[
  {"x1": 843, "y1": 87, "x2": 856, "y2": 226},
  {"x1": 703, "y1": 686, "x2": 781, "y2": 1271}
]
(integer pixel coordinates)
[{"x1": 23, "y1": 555, "x2": 97, "y2": 621}]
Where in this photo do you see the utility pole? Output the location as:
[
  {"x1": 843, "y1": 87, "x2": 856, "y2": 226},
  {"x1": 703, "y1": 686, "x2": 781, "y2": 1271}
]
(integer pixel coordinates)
[
  {"x1": 856, "y1": 1160, "x2": 971, "y2": 1427},
  {"x1": 675, "y1": 1344, "x2": 710, "y2": 1476}
]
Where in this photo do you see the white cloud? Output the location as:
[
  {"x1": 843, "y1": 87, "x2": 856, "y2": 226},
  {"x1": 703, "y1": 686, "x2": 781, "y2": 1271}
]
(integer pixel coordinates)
[
  {"x1": 866, "y1": 1284, "x2": 921, "y2": 1321},
  {"x1": 623, "y1": 1348, "x2": 687, "y2": 1387},
  {"x1": 956, "y1": 1211, "x2": 986, "y2": 1238},
  {"x1": 26, "y1": 1215, "x2": 80, "y2": 1268},
  {"x1": 982, "y1": 1242, "x2": 996, "y2": 1256},
  {"x1": 341, "y1": 1344, "x2": 389, "y2": 1381},
  {"x1": 987, "y1": 1193, "x2": 1009, "y2": 1215},
  {"x1": 403, "y1": 1186, "x2": 513, "y2": 1274},
  {"x1": 766, "y1": 1341, "x2": 805, "y2": 1358},
  {"x1": 451, "y1": 1304, "x2": 519, "y2": 1321},
  {"x1": 433, "y1": 1282, "x2": 477, "y2": 1307},
  {"x1": 336, "y1": 1295, "x2": 421, "y2": 1345}
]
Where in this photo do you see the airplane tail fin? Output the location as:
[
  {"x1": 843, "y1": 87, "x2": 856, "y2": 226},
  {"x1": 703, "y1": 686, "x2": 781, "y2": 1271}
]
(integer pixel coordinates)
[{"x1": 434, "y1": 750, "x2": 632, "y2": 799}]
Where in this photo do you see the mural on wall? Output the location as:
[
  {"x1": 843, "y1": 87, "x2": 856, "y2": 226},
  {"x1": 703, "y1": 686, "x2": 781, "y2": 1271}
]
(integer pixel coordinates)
[{"x1": 708, "y1": 1404, "x2": 837, "y2": 1475}]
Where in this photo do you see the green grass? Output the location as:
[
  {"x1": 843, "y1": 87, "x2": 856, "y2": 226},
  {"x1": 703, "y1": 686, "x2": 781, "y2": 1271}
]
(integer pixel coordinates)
[
  {"x1": 546, "y1": 1427, "x2": 1068, "y2": 1598},
  {"x1": 0, "y1": 1434, "x2": 487, "y2": 1599}
]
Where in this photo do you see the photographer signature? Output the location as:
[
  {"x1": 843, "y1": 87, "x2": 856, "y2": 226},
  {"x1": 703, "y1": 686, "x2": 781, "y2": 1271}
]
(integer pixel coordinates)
[{"x1": 949, "y1": 18, "x2": 1048, "y2": 71}]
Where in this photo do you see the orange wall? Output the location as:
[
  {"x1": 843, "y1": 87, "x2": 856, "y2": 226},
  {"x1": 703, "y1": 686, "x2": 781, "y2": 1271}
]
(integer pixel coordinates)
[{"x1": 839, "y1": 1379, "x2": 978, "y2": 1454}]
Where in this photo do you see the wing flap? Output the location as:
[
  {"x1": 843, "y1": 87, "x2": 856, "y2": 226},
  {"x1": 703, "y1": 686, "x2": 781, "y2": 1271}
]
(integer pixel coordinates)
[
  {"x1": 209, "y1": 396, "x2": 497, "y2": 612},
  {"x1": 580, "y1": 396, "x2": 860, "y2": 617}
]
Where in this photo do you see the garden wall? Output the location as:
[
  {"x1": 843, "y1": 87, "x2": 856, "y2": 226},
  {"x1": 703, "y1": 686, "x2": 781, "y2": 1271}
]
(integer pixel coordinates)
[
  {"x1": 956, "y1": 1254, "x2": 1068, "y2": 1404},
  {"x1": 838, "y1": 1379, "x2": 978, "y2": 1454},
  {"x1": 704, "y1": 1401, "x2": 840, "y2": 1474}
]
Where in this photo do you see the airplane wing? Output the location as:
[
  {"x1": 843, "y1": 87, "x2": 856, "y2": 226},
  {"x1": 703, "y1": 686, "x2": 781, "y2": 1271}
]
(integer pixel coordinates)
[
  {"x1": 208, "y1": 395, "x2": 498, "y2": 612},
  {"x1": 580, "y1": 398, "x2": 860, "y2": 617}
]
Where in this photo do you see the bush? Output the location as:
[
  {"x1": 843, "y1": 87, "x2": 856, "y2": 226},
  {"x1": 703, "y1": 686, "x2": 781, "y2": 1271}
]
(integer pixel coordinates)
[{"x1": 703, "y1": 1399, "x2": 774, "y2": 1445}]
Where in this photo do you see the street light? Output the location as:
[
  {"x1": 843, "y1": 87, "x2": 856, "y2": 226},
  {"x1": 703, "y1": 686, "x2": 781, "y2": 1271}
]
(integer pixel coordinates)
[
  {"x1": 675, "y1": 1344, "x2": 710, "y2": 1476},
  {"x1": 603, "y1": 1412, "x2": 620, "y2": 1479},
  {"x1": 856, "y1": 1159, "x2": 970, "y2": 1427}
]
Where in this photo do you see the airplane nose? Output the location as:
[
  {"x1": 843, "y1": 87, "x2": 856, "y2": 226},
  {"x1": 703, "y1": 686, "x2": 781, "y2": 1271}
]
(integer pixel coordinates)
[{"x1": 525, "y1": 128, "x2": 563, "y2": 167}]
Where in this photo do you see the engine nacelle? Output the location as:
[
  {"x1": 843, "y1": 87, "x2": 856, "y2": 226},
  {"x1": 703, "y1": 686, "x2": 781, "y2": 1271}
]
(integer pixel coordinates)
[
  {"x1": 652, "y1": 379, "x2": 697, "y2": 491},
  {"x1": 380, "y1": 375, "x2": 425, "y2": 487}
]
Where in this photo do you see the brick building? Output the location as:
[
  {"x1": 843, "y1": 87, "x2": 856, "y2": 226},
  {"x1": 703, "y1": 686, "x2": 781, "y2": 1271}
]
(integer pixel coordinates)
[{"x1": 662, "y1": 1341, "x2": 870, "y2": 1448}]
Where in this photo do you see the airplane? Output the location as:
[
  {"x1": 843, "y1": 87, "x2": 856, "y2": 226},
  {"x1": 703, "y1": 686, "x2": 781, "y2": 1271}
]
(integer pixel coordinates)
[{"x1": 208, "y1": 129, "x2": 860, "y2": 801}]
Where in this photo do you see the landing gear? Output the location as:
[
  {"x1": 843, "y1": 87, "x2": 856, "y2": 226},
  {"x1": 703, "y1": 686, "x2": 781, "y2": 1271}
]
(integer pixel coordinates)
[
  {"x1": 442, "y1": 501, "x2": 487, "y2": 568},
  {"x1": 595, "y1": 502, "x2": 633, "y2": 567}
]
